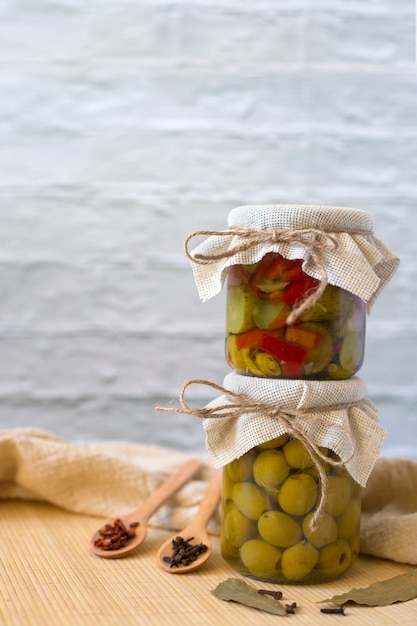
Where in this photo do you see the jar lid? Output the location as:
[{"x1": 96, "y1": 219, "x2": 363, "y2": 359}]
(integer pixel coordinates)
[
  {"x1": 229, "y1": 204, "x2": 373, "y2": 232},
  {"x1": 202, "y1": 372, "x2": 385, "y2": 489},
  {"x1": 187, "y1": 204, "x2": 399, "y2": 309}
]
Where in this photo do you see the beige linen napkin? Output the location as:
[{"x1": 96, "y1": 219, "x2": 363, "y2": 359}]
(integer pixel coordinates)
[
  {"x1": 1, "y1": 428, "x2": 416, "y2": 564},
  {"x1": 0, "y1": 428, "x2": 220, "y2": 534},
  {"x1": 360, "y1": 456, "x2": 417, "y2": 565}
]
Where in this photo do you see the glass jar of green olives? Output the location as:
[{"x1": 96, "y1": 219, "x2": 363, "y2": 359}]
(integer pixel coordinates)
[
  {"x1": 221, "y1": 436, "x2": 361, "y2": 584},
  {"x1": 225, "y1": 255, "x2": 366, "y2": 380},
  {"x1": 204, "y1": 374, "x2": 385, "y2": 586}
]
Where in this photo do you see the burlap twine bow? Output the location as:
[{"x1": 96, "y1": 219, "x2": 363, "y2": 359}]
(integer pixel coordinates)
[
  {"x1": 185, "y1": 225, "x2": 373, "y2": 324},
  {"x1": 157, "y1": 378, "x2": 367, "y2": 531}
]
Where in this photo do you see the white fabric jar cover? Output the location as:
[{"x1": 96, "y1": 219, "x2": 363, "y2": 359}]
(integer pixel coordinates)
[
  {"x1": 187, "y1": 204, "x2": 399, "y2": 309},
  {"x1": 202, "y1": 372, "x2": 385, "y2": 489}
]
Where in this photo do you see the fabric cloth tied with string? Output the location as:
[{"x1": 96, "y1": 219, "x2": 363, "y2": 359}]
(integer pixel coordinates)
[
  {"x1": 186, "y1": 204, "x2": 399, "y2": 314},
  {"x1": 157, "y1": 374, "x2": 386, "y2": 529}
]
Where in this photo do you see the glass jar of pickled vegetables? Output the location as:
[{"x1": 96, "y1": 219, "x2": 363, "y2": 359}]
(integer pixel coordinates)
[
  {"x1": 225, "y1": 254, "x2": 366, "y2": 380},
  {"x1": 221, "y1": 435, "x2": 361, "y2": 584},
  {"x1": 186, "y1": 204, "x2": 399, "y2": 381}
]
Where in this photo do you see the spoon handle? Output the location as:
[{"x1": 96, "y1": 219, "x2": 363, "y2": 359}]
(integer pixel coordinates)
[
  {"x1": 192, "y1": 471, "x2": 222, "y2": 528},
  {"x1": 132, "y1": 459, "x2": 203, "y2": 523}
]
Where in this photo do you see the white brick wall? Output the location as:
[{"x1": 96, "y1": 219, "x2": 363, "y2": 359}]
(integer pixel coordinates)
[{"x1": 1, "y1": 1, "x2": 416, "y2": 457}]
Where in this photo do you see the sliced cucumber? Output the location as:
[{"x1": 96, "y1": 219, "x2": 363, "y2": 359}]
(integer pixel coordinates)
[
  {"x1": 225, "y1": 334, "x2": 246, "y2": 370},
  {"x1": 339, "y1": 331, "x2": 363, "y2": 373},
  {"x1": 252, "y1": 299, "x2": 290, "y2": 330},
  {"x1": 299, "y1": 284, "x2": 353, "y2": 322},
  {"x1": 226, "y1": 286, "x2": 258, "y2": 334}
]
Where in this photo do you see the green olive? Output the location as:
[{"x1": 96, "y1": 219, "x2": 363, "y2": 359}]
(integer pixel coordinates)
[
  {"x1": 336, "y1": 499, "x2": 361, "y2": 540},
  {"x1": 258, "y1": 510, "x2": 302, "y2": 548},
  {"x1": 257, "y1": 434, "x2": 289, "y2": 450},
  {"x1": 233, "y1": 481, "x2": 268, "y2": 520},
  {"x1": 303, "y1": 467, "x2": 320, "y2": 481},
  {"x1": 331, "y1": 464, "x2": 350, "y2": 477},
  {"x1": 323, "y1": 475, "x2": 351, "y2": 516},
  {"x1": 349, "y1": 532, "x2": 360, "y2": 563},
  {"x1": 221, "y1": 534, "x2": 239, "y2": 559},
  {"x1": 222, "y1": 498, "x2": 235, "y2": 515},
  {"x1": 303, "y1": 461, "x2": 331, "y2": 481},
  {"x1": 278, "y1": 474, "x2": 318, "y2": 516},
  {"x1": 240, "y1": 539, "x2": 283, "y2": 578},
  {"x1": 226, "y1": 450, "x2": 256, "y2": 482},
  {"x1": 222, "y1": 472, "x2": 235, "y2": 501},
  {"x1": 222, "y1": 503, "x2": 257, "y2": 549},
  {"x1": 253, "y1": 449, "x2": 290, "y2": 491},
  {"x1": 283, "y1": 439, "x2": 315, "y2": 469},
  {"x1": 316, "y1": 539, "x2": 352, "y2": 577},
  {"x1": 302, "y1": 511, "x2": 338, "y2": 548},
  {"x1": 281, "y1": 540, "x2": 319, "y2": 581},
  {"x1": 327, "y1": 363, "x2": 351, "y2": 380}
]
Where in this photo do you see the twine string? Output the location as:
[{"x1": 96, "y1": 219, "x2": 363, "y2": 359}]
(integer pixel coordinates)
[
  {"x1": 156, "y1": 378, "x2": 361, "y2": 530},
  {"x1": 185, "y1": 226, "x2": 372, "y2": 324}
]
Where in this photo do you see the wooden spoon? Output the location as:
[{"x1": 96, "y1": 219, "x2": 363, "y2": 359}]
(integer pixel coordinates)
[
  {"x1": 89, "y1": 459, "x2": 203, "y2": 558},
  {"x1": 157, "y1": 471, "x2": 222, "y2": 573}
]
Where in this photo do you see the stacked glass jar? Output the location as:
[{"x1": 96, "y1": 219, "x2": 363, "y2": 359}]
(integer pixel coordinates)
[{"x1": 185, "y1": 205, "x2": 399, "y2": 584}]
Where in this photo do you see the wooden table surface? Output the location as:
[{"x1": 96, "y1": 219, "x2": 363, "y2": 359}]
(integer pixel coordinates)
[{"x1": 0, "y1": 500, "x2": 416, "y2": 626}]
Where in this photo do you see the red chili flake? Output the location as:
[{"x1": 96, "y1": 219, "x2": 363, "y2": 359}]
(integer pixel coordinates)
[{"x1": 94, "y1": 518, "x2": 138, "y2": 551}]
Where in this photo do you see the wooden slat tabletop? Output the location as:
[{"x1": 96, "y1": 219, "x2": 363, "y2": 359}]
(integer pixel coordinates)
[{"x1": 0, "y1": 500, "x2": 416, "y2": 626}]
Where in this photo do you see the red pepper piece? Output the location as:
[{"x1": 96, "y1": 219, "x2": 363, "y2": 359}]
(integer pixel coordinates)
[
  {"x1": 279, "y1": 274, "x2": 321, "y2": 305},
  {"x1": 249, "y1": 254, "x2": 292, "y2": 300},
  {"x1": 279, "y1": 361, "x2": 305, "y2": 378},
  {"x1": 265, "y1": 256, "x2": 305, "y2": 282},
  {"x1": 235, "y1": 327, "x2": 285, "y2": 351},
  {"x1": 235, "y1": 328, "x2": 265, "y2": 351},
  {"x1": 248, "y1": 253, "x2": 276, "y2": 291},
  {"x1": 258, "y1": 334, "x2": 308, "y2": 378}
]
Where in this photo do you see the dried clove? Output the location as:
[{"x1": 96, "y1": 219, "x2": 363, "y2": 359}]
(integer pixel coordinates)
[
  {"x1": 320, "y1": 606, "x2": 346, "y2": 615},
  {"x1": 285, "y1": 602, "x2": 297, "y2": 614},
  {"x1": 257, "y1": 589, "x2": 283, "y2": 600},
  {"x1": 94, "y1": 518, "x2": 138, "y2": 550},
  {"x1": 163, "y1": 536, "x2": 208, "y2": 568}
]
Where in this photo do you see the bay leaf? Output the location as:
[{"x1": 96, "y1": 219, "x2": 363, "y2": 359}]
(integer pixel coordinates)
[
  {"x1": 319, "y1": 569, "x2": 417, "y2": 607},
  {"x1": 211, "y1": 578, "x2": 287, "y2": 615}
]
